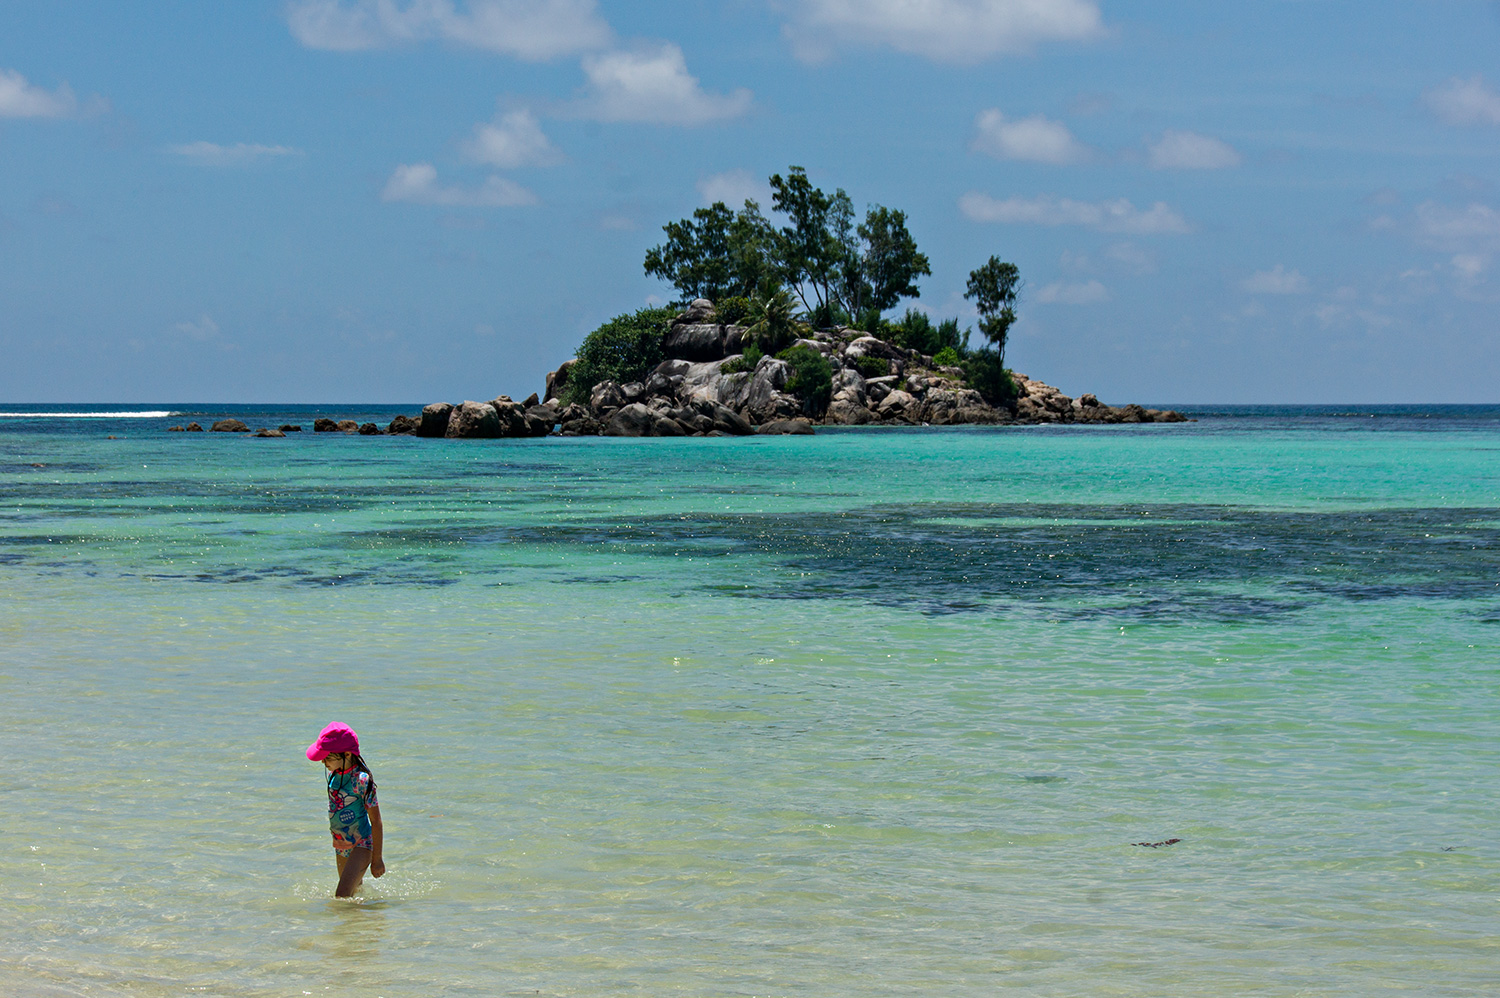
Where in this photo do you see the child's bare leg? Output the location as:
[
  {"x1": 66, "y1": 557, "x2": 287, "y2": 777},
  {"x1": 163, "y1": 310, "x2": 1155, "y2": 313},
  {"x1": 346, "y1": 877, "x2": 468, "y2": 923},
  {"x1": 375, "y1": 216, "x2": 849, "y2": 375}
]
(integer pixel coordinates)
[{"x1": 335, "y1": 847, "x2": 372, "y2": 897}]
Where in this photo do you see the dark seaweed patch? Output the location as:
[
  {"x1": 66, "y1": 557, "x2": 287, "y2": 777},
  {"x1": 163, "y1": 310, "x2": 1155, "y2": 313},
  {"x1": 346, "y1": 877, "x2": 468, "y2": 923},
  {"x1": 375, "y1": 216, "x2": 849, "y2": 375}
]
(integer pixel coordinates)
[{"x1": 483, "y1": 502, "x2": 1500, "y2": 620}]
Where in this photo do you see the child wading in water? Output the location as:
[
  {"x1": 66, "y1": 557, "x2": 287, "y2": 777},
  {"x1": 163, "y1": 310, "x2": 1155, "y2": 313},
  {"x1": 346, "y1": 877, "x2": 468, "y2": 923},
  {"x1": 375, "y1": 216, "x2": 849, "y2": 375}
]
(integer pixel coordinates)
[{"x1": 306, "y1": 722, "x2": 385, "y2": 897}]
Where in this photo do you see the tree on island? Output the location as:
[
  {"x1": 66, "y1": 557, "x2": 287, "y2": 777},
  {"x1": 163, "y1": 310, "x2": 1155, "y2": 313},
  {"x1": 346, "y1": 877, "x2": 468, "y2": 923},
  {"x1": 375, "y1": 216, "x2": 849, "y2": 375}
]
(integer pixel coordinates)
[
  {"x1": 964, "y1": 255, "x2": 1021, "y2": 370},
  {"x1": 641, "y1": 200, "x2": 776, "y2": 303},
  {"x1": 643, "y1": 165, "x2": 930, "y2": 327},
  {"x1": 959, "y1": 256, "x2": 1023, "y2": 405}
]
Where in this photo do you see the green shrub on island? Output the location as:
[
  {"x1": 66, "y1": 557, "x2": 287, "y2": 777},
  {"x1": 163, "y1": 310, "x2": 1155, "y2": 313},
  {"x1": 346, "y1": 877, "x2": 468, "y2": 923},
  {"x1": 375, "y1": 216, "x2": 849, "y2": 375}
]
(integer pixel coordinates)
[
  {"x1": 851, "y1": 307, "x2": 885, "y2": 334},
  {"x1": 742, "y1": 285, "x2": 808, "y2": 355},
  {"x1": 564, "y1": 306, "x2": 676, "y2": 405},
  {"x1": 776, "y1": 345, "x2": 834, "y2": 417},
  {"x1": 961, "y1": 348, "x2": 1019, "y2": 406},
  {"x1": 716, "y1": 295, "x2": 753, "y2": 325},
  {"x1": 853, "y1": 354, "x2": 891, "y2": 379},
  {"x1": 884, "y1": 309, "x2": 969, "y2": 357},
  {"x1": 720, "y1": 342, "x2": 763, "y2": 374},
  {"x1": 932, "y1": 346, "x2": 962, "y2": 368}
]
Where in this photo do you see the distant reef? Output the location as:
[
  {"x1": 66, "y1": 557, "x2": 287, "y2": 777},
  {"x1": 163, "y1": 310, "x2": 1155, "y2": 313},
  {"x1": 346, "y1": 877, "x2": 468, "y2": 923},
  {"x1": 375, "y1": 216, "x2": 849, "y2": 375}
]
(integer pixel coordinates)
[{"x1": 170, "y1": 298, "x2": 1187, "y2": 439}]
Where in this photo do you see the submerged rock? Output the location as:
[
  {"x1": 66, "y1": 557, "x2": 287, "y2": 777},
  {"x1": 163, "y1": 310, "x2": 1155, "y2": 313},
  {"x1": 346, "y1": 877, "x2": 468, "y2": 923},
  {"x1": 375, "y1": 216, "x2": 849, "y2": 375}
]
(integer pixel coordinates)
[{"x1": 757, "y1": 418, "x2": 815, "y2": 435}]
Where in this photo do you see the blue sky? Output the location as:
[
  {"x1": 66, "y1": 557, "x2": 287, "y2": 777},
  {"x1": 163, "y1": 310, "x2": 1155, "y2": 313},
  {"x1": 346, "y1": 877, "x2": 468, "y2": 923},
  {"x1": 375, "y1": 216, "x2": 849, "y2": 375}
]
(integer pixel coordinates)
[{"x1": 1, "y1": 0, "x2": 1497, "y2": 403}]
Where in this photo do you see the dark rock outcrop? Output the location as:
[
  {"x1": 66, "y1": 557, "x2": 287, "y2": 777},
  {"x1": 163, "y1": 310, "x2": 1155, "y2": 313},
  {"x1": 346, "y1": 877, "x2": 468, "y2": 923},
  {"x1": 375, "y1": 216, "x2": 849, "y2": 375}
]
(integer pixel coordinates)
[
  {"x1": 211, "y1": 419, "x2": 249, "y2": 432},
  {"x1": 664, "y1": 322, "x2": 726, "y2": 361},
  {"x1": 314, "y1": 418, "x2": 339, "y2": 432},
  {"x1": 445, "y1": 401, "x2": 502, "y2": 439},
  {"x1": 545, "y1": 359, "x2": 576, "y2": 404},
  {"x1": 418, "y1": 403, "x2": 454, "y2": 437},
  {"x1": 605, "y1": 402, "x2": 657, "y2": 437},
  {"x1": 524, "y1": 404, "x2": 558, "y2": 437},
  {"x1": 253, "y1": 428, "x2": 286, "y2": 438}
]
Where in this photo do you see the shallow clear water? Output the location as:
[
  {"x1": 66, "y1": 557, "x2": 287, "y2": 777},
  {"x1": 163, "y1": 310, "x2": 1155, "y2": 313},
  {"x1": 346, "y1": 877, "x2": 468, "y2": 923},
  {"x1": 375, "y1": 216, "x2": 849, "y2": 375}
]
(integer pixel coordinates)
[{"x1": 2, "y1": 406, "x2": 1498, "y2": 997}]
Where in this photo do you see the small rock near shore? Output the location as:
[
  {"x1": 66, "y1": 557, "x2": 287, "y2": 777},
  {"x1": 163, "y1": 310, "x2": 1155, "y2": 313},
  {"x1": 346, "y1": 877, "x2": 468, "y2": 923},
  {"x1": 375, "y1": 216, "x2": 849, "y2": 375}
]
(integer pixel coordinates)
[
  {"x1": 418, "y1": 403, "x2": 454, "y2": 437},
  {"x1": 445, "y1": 400, "x2": 502, "y2": 439}
]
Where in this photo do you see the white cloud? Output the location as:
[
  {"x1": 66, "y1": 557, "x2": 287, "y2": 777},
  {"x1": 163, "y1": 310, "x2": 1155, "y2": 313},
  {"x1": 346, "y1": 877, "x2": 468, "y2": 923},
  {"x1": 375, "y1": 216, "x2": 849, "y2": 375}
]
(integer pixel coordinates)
[
  {"x1": 697, "y1": 169, "x2": 767, "y2": 206},
  {"x1": 0, "y1": 68, "x2": 78, "y2": 118},
  {"x1": 381, "y1": 163, "x2": 537, "y2": 206},
  {"x1": 1104, "y1": 241, "x2": 1157, "y2": 275},
  {"x1": 1452, "y1": 254, "x2": 1486, "y2": 280},
  {"x1": 1147, "y1": 130, "x2": 1241, "y2": 170},
  {"x1": 1035, "y1": 279, "x2": 1108, "y2": 304},
  {"x1": 971, "y1": 109, "x2": 1089, "y2": 164},
  {"x1": 1241, "y1": 264, "x2": 1309, "y2": 295},
  {"x1": 463, "y1": 109, "x2": 562, "y2": 167},
  {"x1": 174, "y1": 314, "x2": 222, "y2": 341},
  {"x1": 598, "y1": 213, "x2": 638, "y2": 230},
  {"x1": 1423, "y1": 74, "x2": 1500, "y2": 127},
  {"x1": 959, "y1": 192, "x2": 1190, "y2": 234},
  {"x1": 575, "y1": 44, "x2": 752, "y2": 125},
  {"x1": 1414, "y1": 201, "x2": 1500, "y2": 251},
  {"x1": 285, "y1": 0, "x2": 611, "y2": 60},
  {"x1": 784, "y1": 0, "x2": 1105, "y2": 64},
  {"x1": 168, "y1": 141, "x2": 304, "y2": 166}
]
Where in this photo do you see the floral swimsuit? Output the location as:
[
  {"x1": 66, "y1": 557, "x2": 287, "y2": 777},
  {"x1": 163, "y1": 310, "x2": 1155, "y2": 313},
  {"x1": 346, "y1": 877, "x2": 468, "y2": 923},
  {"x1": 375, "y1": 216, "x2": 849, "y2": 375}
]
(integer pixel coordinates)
[{"x1": 326, "y1": 767, "x2": 377, "y2": 856}]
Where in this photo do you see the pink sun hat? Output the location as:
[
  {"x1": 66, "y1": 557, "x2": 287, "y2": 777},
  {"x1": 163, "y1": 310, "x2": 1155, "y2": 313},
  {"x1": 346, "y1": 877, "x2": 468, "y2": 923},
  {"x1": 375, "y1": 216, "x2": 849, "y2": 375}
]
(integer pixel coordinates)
[{"x1": 306, "y1": 722, "x2": 360, "y2": 761}]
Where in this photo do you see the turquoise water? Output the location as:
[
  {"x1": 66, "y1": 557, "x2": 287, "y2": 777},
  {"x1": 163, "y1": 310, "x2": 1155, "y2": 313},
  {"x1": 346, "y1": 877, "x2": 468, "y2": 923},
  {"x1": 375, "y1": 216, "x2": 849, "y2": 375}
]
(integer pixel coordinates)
[{"x1": 2, "y1": 407, "x2": 1498, "y2": 997}]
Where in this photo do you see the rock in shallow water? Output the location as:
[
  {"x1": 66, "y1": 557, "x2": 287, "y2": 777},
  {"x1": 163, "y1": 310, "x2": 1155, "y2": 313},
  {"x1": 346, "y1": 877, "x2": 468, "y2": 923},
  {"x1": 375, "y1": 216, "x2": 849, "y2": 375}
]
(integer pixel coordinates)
[
  {"x1": 445, "y1": 401, "x2": 501, "y2": 439},
  {"x1": 418, "y1": 403, "x2": 453, "y2": 437}
]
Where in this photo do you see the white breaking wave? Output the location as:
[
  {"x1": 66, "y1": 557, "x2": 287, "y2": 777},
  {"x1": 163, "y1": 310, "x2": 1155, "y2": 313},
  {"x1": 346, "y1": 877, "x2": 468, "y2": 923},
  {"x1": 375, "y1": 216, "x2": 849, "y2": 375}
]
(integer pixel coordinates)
[{"x1": 0, "y1": 410, "x2": 179, "y2": 418}]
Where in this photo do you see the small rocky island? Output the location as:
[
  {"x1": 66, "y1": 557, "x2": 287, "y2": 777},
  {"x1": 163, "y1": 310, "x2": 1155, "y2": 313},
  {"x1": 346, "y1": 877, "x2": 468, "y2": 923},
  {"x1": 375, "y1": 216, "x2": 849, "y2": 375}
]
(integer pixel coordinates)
[
  {"x1": 179, "y1": 297, "x2": 1186, "y2": 439},
  {"x1": 177, "y1": 166, "x2": 1189, "y2": 439}
]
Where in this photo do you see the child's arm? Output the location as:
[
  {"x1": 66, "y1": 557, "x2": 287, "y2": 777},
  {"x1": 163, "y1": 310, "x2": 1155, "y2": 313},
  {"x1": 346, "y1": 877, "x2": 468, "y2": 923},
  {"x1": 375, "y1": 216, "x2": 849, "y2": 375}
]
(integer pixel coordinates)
[{"x1": 368, "y1": 804, "x2": 384, "y2": 877}]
